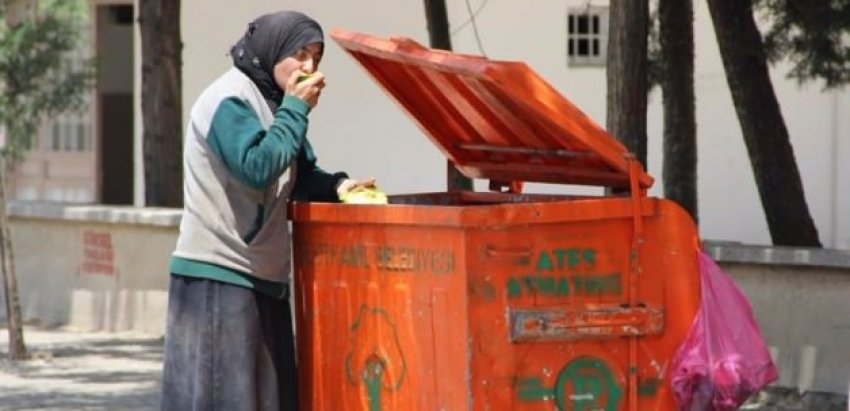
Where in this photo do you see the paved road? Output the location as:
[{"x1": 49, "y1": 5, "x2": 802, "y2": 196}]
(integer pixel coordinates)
[
  {"x1": 0, "y1": 327, "x2": 162, "y2": 411},
  {"x1": 3, "y1": 327, "x2": 847, "y2": 410}
]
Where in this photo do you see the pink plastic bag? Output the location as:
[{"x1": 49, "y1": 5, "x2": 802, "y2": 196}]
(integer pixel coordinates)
[{"x1": 671, "y1": 251, "x2": 779, "y2": 411}]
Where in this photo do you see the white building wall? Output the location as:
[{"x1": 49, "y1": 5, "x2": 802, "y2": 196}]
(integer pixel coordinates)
[
  {"x1": 835, "y1": 91, "x2": 850, "y2": 249},
  {"x1": 144, "y1": 0, "x2": 848, "y2": 249}
]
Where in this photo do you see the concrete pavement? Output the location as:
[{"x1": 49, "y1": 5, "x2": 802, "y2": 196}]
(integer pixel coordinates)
[
  {"x1": 2, "y1": 326, "x2": 847, "y2": 410},
  {"x1": 0, "y1": 326, "x2": 162, "y2": 411}
]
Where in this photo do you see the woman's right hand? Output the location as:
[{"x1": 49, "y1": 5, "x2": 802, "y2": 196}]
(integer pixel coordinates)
[{"x1": 285, "y1": 70, "x2": 325, "y2": 108}]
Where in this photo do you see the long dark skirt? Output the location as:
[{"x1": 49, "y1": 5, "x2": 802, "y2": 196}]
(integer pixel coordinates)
[{"x1": 160, "y1": 275, "x2": 298, "y2": 411}]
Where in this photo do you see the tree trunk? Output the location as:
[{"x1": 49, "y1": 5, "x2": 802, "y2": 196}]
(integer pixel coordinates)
[
  {"x1": 0, "y1": 159, "x2": 26, "y2": 361},
  {"x1": 706, "y1": 0, "x2": 821, "y2": 247},
  {"x1": 139, "y1": 0, "x2": 183, "y2": 207},
  {"x1": 1, "y1": 0, "x2": 28, "y2": 362},
  {"x1": 606, "y1": 0, "x2": 649, "y2": 167},
  {"x1": 659, "y1": 0, "x2": 697, "y2": 222},
  {"x1": 422, "y1": 0, "x2": 473, "y2": 191}
]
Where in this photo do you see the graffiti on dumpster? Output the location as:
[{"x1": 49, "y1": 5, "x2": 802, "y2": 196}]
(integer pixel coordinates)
[
  {"x1": 507, "y1": 273, "x2": 622, "y2": 298},
  {"x1": 375, "y1": 246, "x2": 454, "y2": 274},
  {"x1": 300, "y1": 242, "x2": 455, "y2": 275},
  {"x1": 345, "y1": 305, "x2": 407, "y2": 411},
  {"x1": 505, "y1": 247, "x2": 622, "y2": 299},
  {"x1": 299, "y1": 243, "x2": 369, "y2": 269},
  {"x1": 534, "y1": 248, "x2": 598, "y2": 271},
  {"x1": 517, "y1": 356, "x2": 623, "y2": 411}
]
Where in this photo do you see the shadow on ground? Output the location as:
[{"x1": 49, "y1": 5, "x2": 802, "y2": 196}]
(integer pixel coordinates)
[
  {"x1": 0, "y1": 389, "x2": 158, "y2": 411},
  {"x1": 0, "y1": 330, "x2": 163, "y2": 411}
]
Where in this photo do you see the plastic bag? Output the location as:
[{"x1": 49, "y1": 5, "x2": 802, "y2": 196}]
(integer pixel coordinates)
[
  {"x1": 340, "y1": 187, "x2": 388, "y2": 205},
  {"x1": 671, "y1": 251, "x2": 779, "y2": 411}
]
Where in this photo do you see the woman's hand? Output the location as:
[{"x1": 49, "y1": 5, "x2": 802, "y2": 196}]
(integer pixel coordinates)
[{"x1": 284, "y1": 70, "x2": 325, "y2": 108}]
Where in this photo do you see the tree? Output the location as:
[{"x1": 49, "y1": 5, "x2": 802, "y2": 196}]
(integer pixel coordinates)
[
  {"x1": 757, "y1": 0, "x2": 850, "y2": 89},
  {"x1": 606, "y1": 0, "x2": 649, "y2": 167},
  {"x1": 706, "y1": 0, "x2": 821, "y2": 247},
  {"x1": 659, "y1": 0, "x2": 697, "y2": 222},
  {"x1": 422, "y1": 0, "x2": 473, "y2": 192},
  {"x1": 0, "y1": 0, "x2": 94, "y2": 360},
  {"x1": 138, "y1": 0, "x2": 182, "y2": 207}
]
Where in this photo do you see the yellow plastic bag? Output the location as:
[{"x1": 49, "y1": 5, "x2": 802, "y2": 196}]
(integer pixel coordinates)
[{"x1": 340, "y1": 187, "x2": 388, "y2": 205}]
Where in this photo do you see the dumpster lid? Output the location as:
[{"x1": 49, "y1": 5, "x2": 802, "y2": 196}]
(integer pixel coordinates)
[{"x1": 331, "y1": 29, "x2": 653, "y2": 189}]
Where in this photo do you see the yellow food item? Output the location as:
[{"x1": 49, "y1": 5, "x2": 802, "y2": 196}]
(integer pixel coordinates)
[
  {"x1": 340, "y1": 187, "x2": 388, "y2": 205},
  {"x1": 297, "y1": 73, "x2": 314, "y2": 83}
]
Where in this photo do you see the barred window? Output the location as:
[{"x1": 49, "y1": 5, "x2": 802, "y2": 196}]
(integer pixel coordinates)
[
  {"x1": 45, "y1": 21, "x2": 93, "y2": 153},
  {"x1": 50, "y1": 113, "x2": 91, "y2": 152},
  {"x1": 567, "y1": 6, "x2": 608, "y2": 67}
]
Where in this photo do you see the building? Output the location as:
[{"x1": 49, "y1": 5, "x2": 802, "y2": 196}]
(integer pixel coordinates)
[
  {"x1": 10, "y1": 0, "x2": 850, "y2": 249},
  {"x1": 9, "y1": 0, "x2": 133, "y2": 205}
]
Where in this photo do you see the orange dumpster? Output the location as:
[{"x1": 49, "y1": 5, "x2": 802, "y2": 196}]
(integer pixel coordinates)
[{"x1": 290, "y1": 29, "x2": 701, "y2": 411}]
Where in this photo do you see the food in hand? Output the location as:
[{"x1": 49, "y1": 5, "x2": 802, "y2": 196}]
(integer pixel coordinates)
[
  {"x1": 297, "y1": 73, "x2": 314, "y2": 83},
  {"x1": 340, "y1": 187, "x2": 388, "y2": 205}
]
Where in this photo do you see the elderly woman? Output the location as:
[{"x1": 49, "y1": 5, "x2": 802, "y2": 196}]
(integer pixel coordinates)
[{"x1": 160, "y1": 10, "x2": 372, "y2": 410}]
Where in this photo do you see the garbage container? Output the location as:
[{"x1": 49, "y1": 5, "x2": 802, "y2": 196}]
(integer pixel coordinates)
[{"x1": 290, "y1": 29, "x2": 701, "y2": 411}]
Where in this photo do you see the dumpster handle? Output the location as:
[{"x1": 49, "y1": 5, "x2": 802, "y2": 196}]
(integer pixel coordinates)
[{"x1": 627, "y1": 156, "x2": 645, "y2": 411}]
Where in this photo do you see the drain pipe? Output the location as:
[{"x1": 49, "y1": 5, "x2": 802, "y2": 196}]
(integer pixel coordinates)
[{"x1": 830, "y1": 89, "x2": 839, "y2": 248}]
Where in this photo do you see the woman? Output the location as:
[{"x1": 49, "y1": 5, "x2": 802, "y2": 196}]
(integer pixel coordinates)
[{"x1": 161, "y1": 10, "x2": 373, "y2": 410}]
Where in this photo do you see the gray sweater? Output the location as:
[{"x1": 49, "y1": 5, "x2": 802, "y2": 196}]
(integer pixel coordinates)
[{"x1": 170, "y1": 68, "x2": 346, "y2": 297}]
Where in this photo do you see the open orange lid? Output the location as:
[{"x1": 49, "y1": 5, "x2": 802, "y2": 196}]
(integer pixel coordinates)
[{"x1": 331, "y1": 29, "x2": 653, "y2": 189}]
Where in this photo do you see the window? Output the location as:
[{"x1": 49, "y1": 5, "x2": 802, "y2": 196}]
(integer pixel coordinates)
[
  {"x1": 44, "y1": 21, "x2": 93, "y2": 154},
  {"x1": 567, "y1": 6, "x2": 608, "y2": 67},
  {"x1": 49, "y1": 113, "x2": 91, "y2": 152}
]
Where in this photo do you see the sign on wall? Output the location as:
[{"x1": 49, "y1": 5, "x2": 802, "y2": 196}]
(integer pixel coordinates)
[{"x1": 80, "y1": 229, "x2": 117, "y2": 276}]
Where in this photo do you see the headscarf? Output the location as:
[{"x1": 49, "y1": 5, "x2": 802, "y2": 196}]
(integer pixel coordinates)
[{"x1": 230, "y1": 11, "x2": 324, "y2": 110}]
